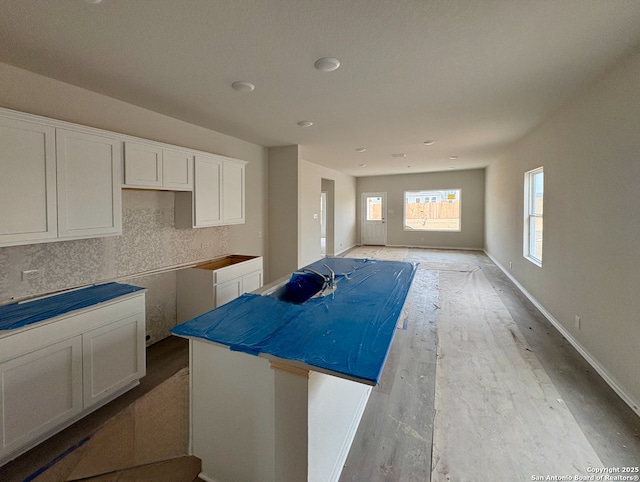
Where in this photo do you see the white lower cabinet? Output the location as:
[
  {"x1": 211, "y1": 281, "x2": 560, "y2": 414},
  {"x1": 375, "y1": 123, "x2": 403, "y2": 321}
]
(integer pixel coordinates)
[
  {"x1": 215, "y1": 278, "x2": 243, "y2": 308},
  {"x1": 0, "y1": 291, "x2": 145, "y2": 464},
  {"x1": 0, "y1": 336, "x2": 83, "y2": 460},
  {"x1": 82, "y1": 313, "x2": 146, "y2": 408},
  {"x1": 242, "y1": 270, "x2": 263, "y2": 293},
  {"x1": 214, "y1": 269, "x2": 263, "y2": 307},
  {"x1": 177, "y1": 256, "x2": 263, "y2": 323}
]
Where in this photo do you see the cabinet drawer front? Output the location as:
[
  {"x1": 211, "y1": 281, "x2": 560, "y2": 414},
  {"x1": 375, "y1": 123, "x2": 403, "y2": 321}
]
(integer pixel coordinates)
[
  {"x1": 214, "y1": 258, "x2": 263, "y2": 284},
  {"x1": 0, "y1": 336, "x2": 83, "y2": 455}
]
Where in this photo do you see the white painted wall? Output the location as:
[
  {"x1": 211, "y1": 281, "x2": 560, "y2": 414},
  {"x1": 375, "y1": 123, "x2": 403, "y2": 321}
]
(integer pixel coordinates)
[
  {"x1": 485, "y1": 48, "x2": 640, "y2": 410},
  {"x1": 298, "y1": 160, "x2": 357, "y2": 267},
  {"x1": 357, "y1": 169, "x2": 485, "y2": 249},
  {"x1": 268, "y1": 145, "x2": 300, "y2": 281},
  {"x1": 268, "y1": 153, "x2": 356, "y2": 280}
]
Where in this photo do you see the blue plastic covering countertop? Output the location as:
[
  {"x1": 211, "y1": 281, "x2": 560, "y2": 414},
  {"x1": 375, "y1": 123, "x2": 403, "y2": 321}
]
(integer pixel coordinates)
[
  {"x1": 0, "y1": 282, "x2": 145, "y2": 331},
  {"x1": 171, "y1": 258, "x2": 417, "y2": 385}
]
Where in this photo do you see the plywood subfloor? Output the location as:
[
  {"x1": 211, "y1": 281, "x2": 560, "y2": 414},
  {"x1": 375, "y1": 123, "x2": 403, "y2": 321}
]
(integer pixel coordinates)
[{"x1": 339, "y1": 247, "x2": 640, "y2": 482}]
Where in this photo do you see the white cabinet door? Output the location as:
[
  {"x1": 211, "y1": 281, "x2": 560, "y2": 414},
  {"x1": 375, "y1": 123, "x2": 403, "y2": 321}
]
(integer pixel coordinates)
[
  {"x1": 56, "y1": 129, "x2": 122, "y2": 239},
  {"x1": 82, "y1": 313, "x2": 146, "y2": 408},
  {"x1": 194, "y1": 155, "x2": 222, "y2": 227},
  {"x1": 215, "y1": 278, "x2": 243, "y2": 307},
  {"x1": 222, "y1": 160, "x2": 245, "y2": 224},
  {"x1": 124, "y1": 143, "x2": 193, "y2": 191},
  {"x1": 0, "y1": 116, "x2": 57, "y2": 245},
  {"x1": 0, "y1": 336, "x2": 83, "y2": 459},
  {"x1": 124, "y1": 141, "x2": 163, "y2": 188},
  {"x1": 243, "y1": 271, "x2": 263, "y2": 294},
  {"x1": 163, "y1": 148, "x2": 193, "y2": 191}
]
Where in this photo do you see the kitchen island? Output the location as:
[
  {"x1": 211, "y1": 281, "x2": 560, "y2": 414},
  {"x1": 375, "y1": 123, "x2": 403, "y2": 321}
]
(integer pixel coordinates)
[{"x1": 172, "y1": 257, "x2": 416, "y2": 482}]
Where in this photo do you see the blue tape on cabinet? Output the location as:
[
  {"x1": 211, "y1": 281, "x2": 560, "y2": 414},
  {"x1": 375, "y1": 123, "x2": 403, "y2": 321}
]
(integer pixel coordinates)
[
  {"x1": 0, "y1": 282, "x2": 145, "y2": 331},
  {"x1": 171, "y1": 258, "x2": 417, "y2": 385}
]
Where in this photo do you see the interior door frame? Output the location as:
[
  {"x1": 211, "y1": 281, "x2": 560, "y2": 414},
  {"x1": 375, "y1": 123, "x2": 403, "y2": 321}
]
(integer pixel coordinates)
[{"x1": 361, "y1": 192, "x2": 387, "y2": 245}]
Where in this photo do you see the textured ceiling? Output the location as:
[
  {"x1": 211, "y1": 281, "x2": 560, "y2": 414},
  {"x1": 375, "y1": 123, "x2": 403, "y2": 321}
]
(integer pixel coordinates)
[{"x1": 1, "y1": 0, "x2": 639, "y2": 176}]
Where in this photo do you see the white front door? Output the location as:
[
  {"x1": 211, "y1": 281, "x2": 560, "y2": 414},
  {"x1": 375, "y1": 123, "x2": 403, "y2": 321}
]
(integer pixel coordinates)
[{"x1": 362, "y1": 192, "x2": 387, "y2": 245}]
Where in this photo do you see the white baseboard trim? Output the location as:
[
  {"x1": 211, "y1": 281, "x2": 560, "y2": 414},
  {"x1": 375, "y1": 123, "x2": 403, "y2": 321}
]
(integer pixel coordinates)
[
  {"x1": 334, "y1": 244, "x2": 357, "y2": 257},
  {"x1": 386, "y1": 243, "x2": 483, "y2": 251},
  {"x1": 484, "y1": 250, "x2": 640, "y2": 418}
]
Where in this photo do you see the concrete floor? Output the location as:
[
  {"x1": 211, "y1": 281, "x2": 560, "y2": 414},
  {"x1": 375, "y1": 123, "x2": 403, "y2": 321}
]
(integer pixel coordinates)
[{"x1": 340, "y1": 247, "x2": 640, "y2": 481}]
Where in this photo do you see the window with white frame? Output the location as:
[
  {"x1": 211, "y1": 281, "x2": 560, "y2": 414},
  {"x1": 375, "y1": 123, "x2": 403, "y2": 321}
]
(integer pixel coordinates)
[
  {"x1": 524, "y1": 167, "x2": 544, "y2": 266},
  {"x1": 404, "y1": 189, "x2": 461, "y2": 231}
]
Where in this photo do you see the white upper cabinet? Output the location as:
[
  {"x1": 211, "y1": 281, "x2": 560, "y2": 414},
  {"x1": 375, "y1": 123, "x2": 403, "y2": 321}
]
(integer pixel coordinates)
[
  {"x1": 162, "y1": 148, "x2": 193, "y2": 190},
  {"x1": 175, "y1": 154, "x2": 246, "y2": 228},
  {"x1": 56, "y1": 129, "x2": 122, "y2": 239},
  {"x1": 0, "y1": 111, "x2": 122, "y2": 247},
  {"x1": 222, "y1": 159, "x2": 245, "y2": 225},
  {"x1": 0, "y1": 117, "x2": 58, "y2": 245},
  {"x1": 194, "y1": 154, "x2": 223, "y2": 227},
  {"x1": 124, "y1": 141, "x2": 162, "y2": 188},
  {"x1": 0, "y1": 107, "x2": 246, "y2": 246},
  {"x1": 124, "y1": 142, "x2": 193, "y2": 191}
]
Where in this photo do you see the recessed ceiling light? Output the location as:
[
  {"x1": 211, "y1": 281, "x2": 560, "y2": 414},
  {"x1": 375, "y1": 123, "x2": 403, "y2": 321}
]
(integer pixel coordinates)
[
  {"x1": 297, "y1": 120, "x2": 314, "y2": 127},
  {"x1": 449, "y1": 155, "x2": 458, "y2": 160},
  {"x1": 314, "y1": 57, "x2": 341, "y2": 72},
  {"x1": 423, "y1": 140, "x2": 435, "y2": 146},
  {"x1": 231, "y1": 81, "x2": 255, "y2": 92},
  {"x1": 391, "y1": 153, "x2": 406, "y2": 158},
  {"x1": 355, "y1": 148, "x2": 367, "y2": 153},
  {"x1": 85, "y1": 0, "x2": 103, "y2": 3},
  {"x1": 359, "y1": 164, "x2": 367, "y2": 168}
]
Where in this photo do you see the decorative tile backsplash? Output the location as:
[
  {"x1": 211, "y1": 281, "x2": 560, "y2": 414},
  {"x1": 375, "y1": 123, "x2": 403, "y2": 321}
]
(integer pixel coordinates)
[{"x1": 0, "y1": 189, "x2": 229, "y2": 343}]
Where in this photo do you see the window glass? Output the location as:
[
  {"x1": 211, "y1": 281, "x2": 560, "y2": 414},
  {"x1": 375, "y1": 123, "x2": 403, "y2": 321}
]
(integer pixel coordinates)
[
  {"x1": 366, "y1": 196, "x2": 382, "y2": 221},
  {"x1": 524, "y1": 168, "x2": 544, "y2": 265},
  {"x1": 404, "y1": 189, "x2": 461, "y2": 231}
]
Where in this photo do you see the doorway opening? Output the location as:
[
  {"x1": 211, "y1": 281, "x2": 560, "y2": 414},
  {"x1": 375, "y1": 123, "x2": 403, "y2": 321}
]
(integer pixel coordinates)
[
  {"x1": 320, "y1": 191, "x2": 327, "y2": 256},
  {"x1": 321, "y1": 179, "x2": 335, "y2": 256}
]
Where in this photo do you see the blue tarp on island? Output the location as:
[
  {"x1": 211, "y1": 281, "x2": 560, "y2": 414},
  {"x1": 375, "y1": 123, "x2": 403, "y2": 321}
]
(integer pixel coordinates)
[
  {"x1": 0, "y1": 282, "x2": 145, "y2": 331},
  {"x1": 172, "y1": 257, "x2": 417, "y2": 385}
]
